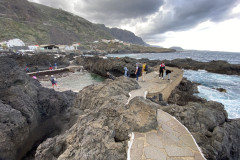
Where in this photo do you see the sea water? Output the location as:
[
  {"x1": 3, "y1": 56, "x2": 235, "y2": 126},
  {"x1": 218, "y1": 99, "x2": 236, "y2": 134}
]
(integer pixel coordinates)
[
  {"x1": 40, "y1": 72, "x2": 104, "y2": 92},
  {"x1": 107, "y1": 51, "x2": 240, "y2": 119},
  {"x1": 184, "y1": 70, "x2": 240, "y2": 119},
  {"x1": 107, "y1": 50, "x2": 240, "y2": 64}
]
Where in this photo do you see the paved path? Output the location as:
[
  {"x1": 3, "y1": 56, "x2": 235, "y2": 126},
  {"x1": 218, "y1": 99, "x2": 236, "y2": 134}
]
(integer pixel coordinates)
[
  {"x1": 128, "y1": 67, "x2": 206, "y2": 160},
  {"x1": 128, "y1": 67, "x2": 183, "y2": 103},
  {"x1": 27, "y1": 65, "x2": 83, "y2": 76}
]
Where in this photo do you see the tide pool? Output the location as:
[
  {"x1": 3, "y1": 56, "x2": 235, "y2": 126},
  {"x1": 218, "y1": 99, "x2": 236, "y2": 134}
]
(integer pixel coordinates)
[{"x1": 40, "y1": 72, "x2": 104, "y2": 92}]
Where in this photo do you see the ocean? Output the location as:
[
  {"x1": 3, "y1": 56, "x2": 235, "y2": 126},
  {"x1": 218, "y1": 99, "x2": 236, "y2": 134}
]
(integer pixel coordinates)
[
  {"x1": 107, "y1": 50, "x2": 240, "y2": 64},
  {"x1": 107, "y1": 51, "x2": 240, "y2": 119}
]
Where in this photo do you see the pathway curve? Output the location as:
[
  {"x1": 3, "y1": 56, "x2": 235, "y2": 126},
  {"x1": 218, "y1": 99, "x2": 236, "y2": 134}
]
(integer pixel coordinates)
[{"x1": 128, "y1": 67, "x2": 206, "y2": 160}]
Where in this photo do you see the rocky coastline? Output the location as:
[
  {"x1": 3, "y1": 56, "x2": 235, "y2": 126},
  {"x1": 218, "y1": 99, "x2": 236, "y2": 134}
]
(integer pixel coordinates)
[
  {"x1": 166, "y1": 79, "x2": 240, "y2": 159},
  {"x1": 0, "y1": 55, "x2": 240, "y2": 160},
  {"x1": 76, "y1": 56, "x2": 240, "y2": 77},
  {"x1": 0, "y1": 57, "x2": 78, "y2": 160}
]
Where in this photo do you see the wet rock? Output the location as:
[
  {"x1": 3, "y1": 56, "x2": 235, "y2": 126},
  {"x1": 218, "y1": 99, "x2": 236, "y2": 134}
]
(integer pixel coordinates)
[
  {"x1": 35, "y1": 77, "x2": 161, "y2": 160},
  {"x1": 213, "y1": 87, "x2": 227, "y2": 93},
  {"x1": 76, "y1": 56, "x2": 240, "y2": 77},
  {"x1": 0, "y1": 57, "x2": 76, "y2": 160},
  {"x1": 168, "y1": 78, "x2": 205, "y2": 105},
  {"x1": 165, "y1": 59, "x2": 240, "y2": 76},
  {"x1": 165, "y1": 78, "x2": 240, "y2": 160}
]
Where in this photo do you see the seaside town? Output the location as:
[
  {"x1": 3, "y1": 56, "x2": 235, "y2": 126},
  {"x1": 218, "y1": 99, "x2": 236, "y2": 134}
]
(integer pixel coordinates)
[{"x1": 0, "y1": 38, "x2": 131, "y2": 55}]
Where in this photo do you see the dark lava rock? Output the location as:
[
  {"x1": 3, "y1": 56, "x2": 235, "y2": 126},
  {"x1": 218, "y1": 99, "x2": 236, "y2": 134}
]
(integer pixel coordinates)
[
  {"x1": 165, "y1": 59, "x2": 240, "y2": 76},
  {"x1": 75, "y1": 56, "x2": 155, "y2": 78},
  {"x1": 9, "y1": 54, "x2": 70, "y2": 72},
  {"x1": 168, "y1": 78, "x2": 205, "y2": 105},
  {"x1": 35, "y1": 77, "x2": 161, "y2": 160},
  {"x1": 213, "y1": 88, "x2": 227, "y2": 93},
  {"x1": 165, "y1": 78, "x2": 240, "y2": 160},
  {"x1": 0, "y1": 57, "x2": 76, "y2": 160},
  {"x1": 76, "y1": 56, "x2": 240, "y2": 77}
]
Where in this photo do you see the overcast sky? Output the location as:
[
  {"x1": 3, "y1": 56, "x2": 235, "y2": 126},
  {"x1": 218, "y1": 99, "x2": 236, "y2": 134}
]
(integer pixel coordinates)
[{"x1": 29, "y1": 0, "x2": 240, "y2": 52}]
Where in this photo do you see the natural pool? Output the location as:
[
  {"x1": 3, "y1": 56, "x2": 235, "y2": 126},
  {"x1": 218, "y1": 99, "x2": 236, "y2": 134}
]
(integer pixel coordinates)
[{"x1": 40, "y1": 71, "x2": 105, "y2": 92}]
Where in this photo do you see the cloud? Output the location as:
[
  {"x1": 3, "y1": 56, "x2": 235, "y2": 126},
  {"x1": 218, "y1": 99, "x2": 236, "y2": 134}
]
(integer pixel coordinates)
[
  {"x1": 134, "y1": 0, "x2": 240, "y2": 36},
  {"x1": 28, "y1": 0, "x2": 240, "y2": 46},
  {"x1": 29, "y1": 0, "x2": 164, "y2": 25},
  {"x1": 29, "y1": 0, "x2": 73, "y2": 10}
]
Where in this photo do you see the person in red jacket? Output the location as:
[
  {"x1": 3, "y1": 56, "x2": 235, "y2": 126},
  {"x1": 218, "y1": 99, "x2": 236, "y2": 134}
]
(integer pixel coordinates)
[{"x1": 159, "y1": 62, "x2": 165, "y2": 79}]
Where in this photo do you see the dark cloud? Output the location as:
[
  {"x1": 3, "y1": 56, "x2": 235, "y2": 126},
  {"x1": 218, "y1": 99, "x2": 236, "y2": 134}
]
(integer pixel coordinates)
[
  {"x1": 140, "y1": 0, "x2": 240, "y2": 36},
  {"x1": 29, "y1": 0, "x2": 240, "y2": 43},
  {"x1": 72, "y1": 0, "x2": 164, "y2": 25}
]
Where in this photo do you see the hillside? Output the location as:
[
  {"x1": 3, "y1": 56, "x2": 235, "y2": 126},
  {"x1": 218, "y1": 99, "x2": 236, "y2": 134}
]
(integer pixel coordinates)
[
  {"x1": 0, "y1": 0, "x2": 146, "y2": 45},
  {"x1": 97, "y1": 24, "x2": 146, "y2": 45}
]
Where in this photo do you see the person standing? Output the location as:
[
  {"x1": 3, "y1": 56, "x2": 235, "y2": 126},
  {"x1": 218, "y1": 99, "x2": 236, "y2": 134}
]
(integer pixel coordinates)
[
  {"x1": 124, "y1": 66, "x2": 128, "y2": 77},
  {"x1": 135, "y1": 63, "x2": 142, "y2": 81},
  {"x1": 50, "y1": 75, "x2": 57, "y2": 88},
  {"x1": 54, "y1": 63, "x2": 57, "y2": 69},
  {"x1": 49, "y1": 64, "x2": 53, "y2": 70},
  {"x1": 159, "y1": 62, "x2": 165, "y2": 79},
  {"x1": 142, "y1": 62, "x2": 147, "y2": 81}
]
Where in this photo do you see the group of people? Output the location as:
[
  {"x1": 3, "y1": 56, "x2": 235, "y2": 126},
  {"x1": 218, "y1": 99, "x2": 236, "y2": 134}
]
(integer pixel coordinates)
[
  {"x1": 134, "y1": 62, "x2": 172, "y2": 81},
  {"x1": 133, "y1": 61, "x2": 173, "y2": 81},
  {"x1": 110, "y1": 62, "x2": 172, "y2": 81},
  {"x1": 122, "y1": 62, "x2": 148, "y2": 81},
  {"x1": 135, "y1": 62, "x2": 148, "y2": 81},
  {"x1": 158, "y1": 62, "x2": 173, "y2": 80},
  {"x1": 49, "y1": 63, "x2": 57, "y2": 70}
]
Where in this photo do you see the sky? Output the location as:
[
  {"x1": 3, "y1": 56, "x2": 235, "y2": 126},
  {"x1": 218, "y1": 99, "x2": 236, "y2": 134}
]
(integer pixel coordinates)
[{"x1": 28, "y1": 0, "x2": 240, "y2": 52}]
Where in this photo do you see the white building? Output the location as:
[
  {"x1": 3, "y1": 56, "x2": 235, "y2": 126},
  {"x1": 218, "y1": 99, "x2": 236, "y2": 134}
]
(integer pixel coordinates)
[{"x1": 0, "y1": 39, "x2": 25, "y2": 48}]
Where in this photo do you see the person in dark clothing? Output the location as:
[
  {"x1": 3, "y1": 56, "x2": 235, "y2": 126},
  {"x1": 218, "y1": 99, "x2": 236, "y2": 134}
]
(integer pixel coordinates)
[
  {"x1": 159, "y1": 62, "x2": 165, "y2": 79},
  {"x1": 50, "y1": 75, "x2": 57, "y2": 88},
  {"x1": 165, "y1": 69, "x2": 173, "y2": 80},
  {"x1": 135, "y1": 63, "x2": 142, "y2": 81}
]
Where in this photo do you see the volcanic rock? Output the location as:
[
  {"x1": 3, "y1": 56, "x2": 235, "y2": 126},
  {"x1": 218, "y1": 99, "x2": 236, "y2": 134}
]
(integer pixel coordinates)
[
  {"x1": 0, "y1": 57, "x2": 76, "y2": 160},
  {"x1": 168, "y1": 78, "x2": 205, "y2": 105},
  {"x1": 165, "y1": 78, "x2": 240, "y2": 160},
  {"x1": 214, "y1": 87, "x2": 227, "y2": 93},
  {"x1": 76, "y1": 56, "x2": 240, "y2": 77},
  {"x1": 75, "y1": 56, "x2": 154, "y2": 78},
  {"x1": 35, "y1": 77, "x2": 161, "y2": 160},
  {"x1": 9, "y1": 54, "x2": 70, "y2": 72},
  {"x1": 165, "y1": 59, "x2": 240, "y2": 76}
]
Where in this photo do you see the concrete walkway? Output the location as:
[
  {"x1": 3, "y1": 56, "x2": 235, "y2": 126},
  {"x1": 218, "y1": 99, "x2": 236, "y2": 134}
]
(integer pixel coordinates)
[
  {"x1": 128, "y1": 67, "x2": 183, "y2": 103},
  {"x1": 128, "y1": 67, "x2": 206, "y2": 160},
  {"x1": 27, "y1": 65, "x2": 83, "y2": 77}
]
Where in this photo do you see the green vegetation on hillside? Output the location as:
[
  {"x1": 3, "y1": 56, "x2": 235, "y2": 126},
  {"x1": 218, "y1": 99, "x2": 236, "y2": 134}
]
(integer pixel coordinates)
[
  {"x1": 0, "y1": 1, "x2": 113, "y2": 44},
  {"x1": 79, "y1": 41, "x2": 175, "y2": 53},
  {"x1": 0, "y1": 0, "x2": 175, "y2": 53}
]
